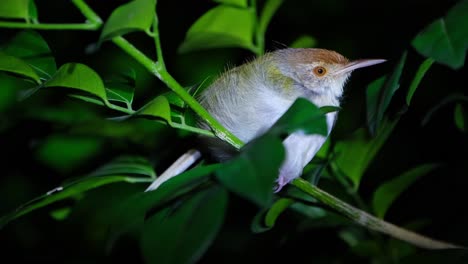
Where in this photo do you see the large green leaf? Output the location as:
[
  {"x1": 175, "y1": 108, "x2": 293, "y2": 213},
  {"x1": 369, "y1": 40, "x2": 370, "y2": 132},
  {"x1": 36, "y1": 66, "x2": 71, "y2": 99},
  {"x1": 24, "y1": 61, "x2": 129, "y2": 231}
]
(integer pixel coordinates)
[
  {"x1": 268, "y1": 97, "x2": 328, "y2": 137},
  {"x1": 107, "y1": 164, "x2": 220, "y2": 247},
  {"x1": 372, "y1": 164, "x2": 440, "y2": 219},
  {"x1": 44, "y1": 63, "x2": 108, "y2": 103},
  {"x1": 412, "y1": 0, "x2": 468, "y2": 69},
  {"x1": 0, "y1": 158, "x2": 155, "y2": 230},
  {"x1": 0, "y1": 52, "x2": 40, "y2": 83},
  {"x1": 141, "y1": 185, "x2": 228, "y2": 264},
  {"x1": 0, "y1": 0, "x2": 31, "y2": 20},
  {"x1": 100, "y1": 0, "x2": 156, "y2": 41},
  {"x1": 178, "y1": 5, "x2": 256, "y2": 53},
  {"x1": 333, "y1": 118, "x2": 398, "y2": 189},
  {"x1": 3, "y1": 30, "x2": 56, "y2": 80},
  {"x1": 216, "y1": 135, "x2": 284, "y2": 207},
  {"x1": 367, "y1": 52, "x2": 407, "y2": 135}
]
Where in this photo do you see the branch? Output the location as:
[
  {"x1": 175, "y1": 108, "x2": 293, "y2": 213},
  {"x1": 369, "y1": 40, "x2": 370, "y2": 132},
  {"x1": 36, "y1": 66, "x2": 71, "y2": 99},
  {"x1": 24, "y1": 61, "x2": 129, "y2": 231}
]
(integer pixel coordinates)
[
  {"x1": 292, "y1": 177, "x2": 463, "y2": 249},
  {"x1": 0, "y1": 0, "x2": 102, "y2": 30}
]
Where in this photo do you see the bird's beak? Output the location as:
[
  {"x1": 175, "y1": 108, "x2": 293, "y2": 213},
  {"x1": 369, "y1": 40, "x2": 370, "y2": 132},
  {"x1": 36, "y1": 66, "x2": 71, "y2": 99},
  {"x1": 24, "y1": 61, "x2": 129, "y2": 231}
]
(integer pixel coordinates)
[{"x1": 334, "y1": 59, "x2": 386, "y2": 75}]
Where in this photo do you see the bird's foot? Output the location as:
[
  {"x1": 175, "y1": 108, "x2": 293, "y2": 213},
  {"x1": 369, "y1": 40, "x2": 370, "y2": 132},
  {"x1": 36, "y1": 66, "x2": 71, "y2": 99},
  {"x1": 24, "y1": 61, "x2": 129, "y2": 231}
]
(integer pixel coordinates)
[{"x1": 274, "y1": 175, "x2": 288, "y2": 193}]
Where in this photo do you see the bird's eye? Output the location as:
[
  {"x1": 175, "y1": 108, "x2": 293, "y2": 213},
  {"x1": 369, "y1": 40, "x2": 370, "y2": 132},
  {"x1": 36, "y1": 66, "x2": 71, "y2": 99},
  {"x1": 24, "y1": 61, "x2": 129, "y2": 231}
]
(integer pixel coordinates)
[{"x1": 313, "y1": 66, "x2": 327, "y2": 77}]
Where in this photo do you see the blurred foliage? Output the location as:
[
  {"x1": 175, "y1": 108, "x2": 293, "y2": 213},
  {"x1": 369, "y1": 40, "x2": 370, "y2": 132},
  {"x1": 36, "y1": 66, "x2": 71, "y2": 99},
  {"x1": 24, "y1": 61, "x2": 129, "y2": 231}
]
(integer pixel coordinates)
[{"x1": 0, "y1": 0, "x2": 468, "y2": 263}]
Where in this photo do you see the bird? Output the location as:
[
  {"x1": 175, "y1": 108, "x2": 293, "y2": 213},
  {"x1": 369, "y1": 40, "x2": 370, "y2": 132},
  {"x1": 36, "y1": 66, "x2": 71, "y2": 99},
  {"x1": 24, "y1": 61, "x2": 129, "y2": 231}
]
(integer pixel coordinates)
[{"x1": 146, "y1": 48, "x2": 385, "y2": 192}]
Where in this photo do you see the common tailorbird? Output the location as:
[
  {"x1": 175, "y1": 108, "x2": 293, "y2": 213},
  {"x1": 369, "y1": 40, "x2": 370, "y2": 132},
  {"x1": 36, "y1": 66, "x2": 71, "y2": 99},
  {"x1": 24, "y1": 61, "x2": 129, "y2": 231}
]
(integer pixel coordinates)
[{"x1": 146, "y1": 48, "x2": 385, "y2": 192}]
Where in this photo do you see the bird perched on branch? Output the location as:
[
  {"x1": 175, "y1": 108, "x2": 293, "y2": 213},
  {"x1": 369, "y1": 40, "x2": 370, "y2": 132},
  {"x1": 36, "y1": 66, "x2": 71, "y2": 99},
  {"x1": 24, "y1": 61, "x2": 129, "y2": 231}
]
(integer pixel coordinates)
[{"x1": 146, "y1": 48, "x2": 385, "y2": 192}]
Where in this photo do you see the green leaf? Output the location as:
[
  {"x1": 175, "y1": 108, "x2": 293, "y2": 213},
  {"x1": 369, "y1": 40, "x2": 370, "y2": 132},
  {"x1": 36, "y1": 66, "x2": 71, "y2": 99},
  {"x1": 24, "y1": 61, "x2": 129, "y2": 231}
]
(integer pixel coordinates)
[
  {"x1": 213, "y1": 0, "x2": 247, "y2": 7},
  {"x1": 89, "y1": 156, "x2": 156, "y2": 179},
  {"x1": 0, "y1": 174, "x2": 152, "y2": 229},
  {"x1": 372, "y1": 164, "x2": 440, "y2": 219},
  {"x1": 366, "y1": 76, "x2": 385, "y2": 134},
  {"x1": 290, "y1": 35, "x2": 317, "y2": 48},
  {"x1": 216, "y1": 135, "x2": 285, "y2": 207},
  {"x1": 100, "y1": 0, "x2": 156, "y2": 41},
  {"x1": 35, "y1": 135, "x2": 103, "y2": 173},
  {"x1": 0, "y1": 52, "x2": 40, "y2": 83},
  {"x1": 141, "y1": 185, "x2": 228, "y2": 264},
  {"x1": 107, "y1": 164, "x2": 220, "y2": 247},
  {"x1": 421, "y1": 94, "x2": 468, "y2": 126},
  {"x1": 105, "y1": 69, "x2": 136, "y2": 106},
  {"x1": 269, "y1": 97, "x2": 328, "y2": 137},
  {"x1": 406, "y1": 58, "x2": 434, "y2": 106},
  {"x1": 45, "y1": 63, "x2": 108, "y2": 102},
  {"x1": 135, "y1": 95, "x2": 172, "y2": 123},
  {"x1": 28, "y1": 0, "x2": 38, "y2": 22},
  {"x1": 49, "y1": 207, "x2": 72, "y2": 221},
  {"x1": 367, "y1": 52, "x2": 406, "y2": 135},
  {"x1": 3, "y1": 30, "x2": 56, "y2": 80},
  {"x1": 412, "y1": 0, "x2": 468, "y2": 69},
  {"x1": 333, "y1": 118, "x2": 398, "y2": 188},
  {"x1": 265, "y1": 198, "x2": 294, "y2": 228},
  {"x1": 0, "y1": 0, "x2": 30, "y2": 20},
  {"x1": 454, "y1": 103, "x2": 467, "y2": 132},
  {"x1": 178, "y1": 5, "x2": 256, "y2": 53}
]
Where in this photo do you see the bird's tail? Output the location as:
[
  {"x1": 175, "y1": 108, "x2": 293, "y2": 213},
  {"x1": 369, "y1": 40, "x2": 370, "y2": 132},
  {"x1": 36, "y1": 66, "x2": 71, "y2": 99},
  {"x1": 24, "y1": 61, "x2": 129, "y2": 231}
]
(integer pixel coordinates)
[{"x1": 145, "y1": 149, "x2": 202, "y2": 192}]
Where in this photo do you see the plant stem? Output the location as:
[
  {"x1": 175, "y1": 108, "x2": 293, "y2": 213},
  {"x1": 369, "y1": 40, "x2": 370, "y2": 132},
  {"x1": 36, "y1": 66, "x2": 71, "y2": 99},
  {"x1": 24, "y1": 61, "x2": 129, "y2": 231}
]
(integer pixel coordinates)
[
  {"x1": 152, "y1": 15, "x2": 166, "y2": 71},
  {"x1": 291, "y1": 177, "x2": 462, "y2": 249},
  {"x1": 72, "y1": 0, "x2": 103, "y2": 25},
  {"x1": 0, "y1": 22, "x2": 100, "y2": 30},
  {"x1": 112, "y1": 36, "x2": 243, "y2": 149},
  {"x1": 0, "y1": 0, "x2": 102, "y2": 31}
]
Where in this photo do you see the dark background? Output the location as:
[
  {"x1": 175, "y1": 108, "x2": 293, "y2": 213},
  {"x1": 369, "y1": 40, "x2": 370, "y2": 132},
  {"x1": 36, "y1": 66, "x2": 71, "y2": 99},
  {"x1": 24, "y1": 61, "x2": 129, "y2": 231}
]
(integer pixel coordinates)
[{"x1": 1, "y1": 0, "x2": 467, "y2": 263}]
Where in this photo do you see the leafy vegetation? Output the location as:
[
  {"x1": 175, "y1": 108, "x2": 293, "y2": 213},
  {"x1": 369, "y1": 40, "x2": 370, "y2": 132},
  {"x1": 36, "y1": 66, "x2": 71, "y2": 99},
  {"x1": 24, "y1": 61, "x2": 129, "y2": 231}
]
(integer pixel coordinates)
[{"x1": 1, "y1": 0, "x2": 467, "y2": 263}]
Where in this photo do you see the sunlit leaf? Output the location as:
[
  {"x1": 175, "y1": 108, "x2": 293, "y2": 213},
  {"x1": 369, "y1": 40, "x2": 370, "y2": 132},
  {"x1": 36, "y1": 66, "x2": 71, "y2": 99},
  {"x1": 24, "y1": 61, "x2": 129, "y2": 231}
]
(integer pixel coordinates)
[
  {"x1": 372, "y1": 164, "x2": 440, "y2": 218},
  {"x1": 45, "y1": 63, "x2": 108, "y2": 102},
  {"x1": 3, "y1": 30, "x2": 56, "y2": 80},
  {"x1": 216, "y1": 135, "x2": 284, "y2": 207},
  {"x1": 141, "y1": 185, "x2": 228, "y2": 264},
  {"x1": 135, "y1": 95, "x2": 172, "y2": 123},
  {"x1": 100, "y1": 0, "x2": 156, "y2": 41},
  {"x1": 454, "y1": 103, "x2": 467, "y2": 132},
  {"x1": 0, "y1": 52, "x2": 40, "y2": 83},
  {"x1": 213, "y1": 0, "x2": 247, "y2": 7},
  {"x1": 290, "y1": 35, "x2": 317, "y2": 48},
  {"x1": 0, "y1": 0, "x2": 30, "y2": 20},
  {"x1": 178, "y1": 5, "x2": 256, "y2": 53},
  {"x1": 412, "y1": 0, "x2": 468, "y2": 69},
  {"x1": 367, "y1": 52, "x2": 406, "y2": 135}
]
